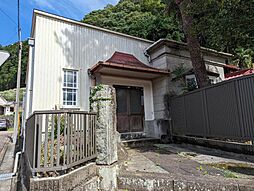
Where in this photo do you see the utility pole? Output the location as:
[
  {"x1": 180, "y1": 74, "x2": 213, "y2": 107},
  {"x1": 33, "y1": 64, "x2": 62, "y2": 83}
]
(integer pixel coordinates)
[{"x1": 13, "y1": 0, "x2": 22, "y2": 144}]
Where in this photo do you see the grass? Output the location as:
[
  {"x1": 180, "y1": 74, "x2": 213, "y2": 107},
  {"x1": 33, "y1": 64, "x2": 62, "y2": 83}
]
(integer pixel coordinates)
[
  {"x1": 8, "y1": 127, "x2": 14, "y2": 132},
  {"x1": 223, "y1": 170, "x2": 239, "y2": 178}
]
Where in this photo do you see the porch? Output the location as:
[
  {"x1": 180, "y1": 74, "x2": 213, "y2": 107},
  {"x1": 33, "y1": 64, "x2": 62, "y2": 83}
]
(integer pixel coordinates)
[{"x1": 89, "y1": 51, "x2": 169, "y2": 139}]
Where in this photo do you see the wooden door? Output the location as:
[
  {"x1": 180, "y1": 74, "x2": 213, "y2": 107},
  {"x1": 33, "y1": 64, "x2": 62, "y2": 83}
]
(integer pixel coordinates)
[{"x1": 115, "y1": 86, "x2": 144, "y2": 133}]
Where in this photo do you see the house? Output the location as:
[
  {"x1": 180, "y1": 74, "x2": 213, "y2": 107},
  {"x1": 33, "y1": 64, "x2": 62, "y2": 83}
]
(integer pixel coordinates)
[
  {"x1": 24, "y1": 10, "x2": 233, "y2": 139},
  {"x1": 0, "y1": 96, "x2": 14, "y2": 116}
]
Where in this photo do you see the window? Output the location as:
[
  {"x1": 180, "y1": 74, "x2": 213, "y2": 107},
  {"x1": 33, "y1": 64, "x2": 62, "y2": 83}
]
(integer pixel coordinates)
[{"x1": 63, "y1": 70, "x2": 78, "y2": 106}]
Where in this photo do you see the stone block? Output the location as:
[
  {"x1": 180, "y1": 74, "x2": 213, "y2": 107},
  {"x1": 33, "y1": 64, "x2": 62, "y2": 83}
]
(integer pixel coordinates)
[{"x1": 97, "y1": 163, "x2": 118, "y2": 191}]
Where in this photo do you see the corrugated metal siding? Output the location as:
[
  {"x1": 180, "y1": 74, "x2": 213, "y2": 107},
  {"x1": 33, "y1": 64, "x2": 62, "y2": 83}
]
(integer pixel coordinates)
[
  {"x1": 30, "y1": 14, "x2": 152, "y2": 113},
  {"x1": 171, "y1": 74, "x2": 254, "y2": 141}
]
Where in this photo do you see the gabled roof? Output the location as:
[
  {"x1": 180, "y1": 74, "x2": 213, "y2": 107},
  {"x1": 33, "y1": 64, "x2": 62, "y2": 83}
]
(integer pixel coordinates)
[
  {"x1": 32, "y1": 10, "x2": 153, "y2": 44},
  {"x1": 90, "y1": 52, "x2": 169, "y2": 80},
  {"x1": 0, "y1": 96, "x2": 13, "y2": 106},
  {"x1": 225, "y1": 69, "x2": 254, "y2": 79}
]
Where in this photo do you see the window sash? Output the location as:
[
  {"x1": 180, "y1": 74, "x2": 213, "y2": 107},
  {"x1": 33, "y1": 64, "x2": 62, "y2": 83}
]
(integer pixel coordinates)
[{"x1": 63, "y1": 70, "x2": 78, "y2": 106}]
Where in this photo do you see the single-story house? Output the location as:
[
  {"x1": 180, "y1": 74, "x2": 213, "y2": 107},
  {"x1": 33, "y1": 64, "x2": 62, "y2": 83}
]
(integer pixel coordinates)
[
  {"x1": 24, "y1": 10, "x2": 233, "y2": 139},
  {"x1": 0, "y1": 96, "x2": 14, "y2": 116}
]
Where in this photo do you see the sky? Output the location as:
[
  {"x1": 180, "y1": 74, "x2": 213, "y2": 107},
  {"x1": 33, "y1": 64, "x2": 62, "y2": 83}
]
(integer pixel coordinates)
[{"x1": 0, "y1": 0, "x2": 119, "y2": 46}]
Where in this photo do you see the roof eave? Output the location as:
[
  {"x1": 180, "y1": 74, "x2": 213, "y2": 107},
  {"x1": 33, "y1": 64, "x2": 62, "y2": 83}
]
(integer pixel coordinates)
[{"x1": 145, "y1": 39, "x2": 233, "y2": 58}]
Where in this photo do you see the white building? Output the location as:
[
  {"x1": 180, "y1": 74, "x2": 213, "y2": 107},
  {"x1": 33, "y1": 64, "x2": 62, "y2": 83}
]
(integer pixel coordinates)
[
  {"x1": 0, "y1": 96, "x2": 14, "y2": 116},
  {"x1": 24, "y1": 10, "x2": 233, "y2": 139}
]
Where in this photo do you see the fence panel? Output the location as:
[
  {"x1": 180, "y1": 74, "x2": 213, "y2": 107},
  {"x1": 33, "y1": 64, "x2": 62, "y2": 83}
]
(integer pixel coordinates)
[
  {"x1": 171, "y1": 74, "x2": 254, "y2": 141},
  {"x1": 25, "y1": 110, "x2": 97, "y2": 173}
]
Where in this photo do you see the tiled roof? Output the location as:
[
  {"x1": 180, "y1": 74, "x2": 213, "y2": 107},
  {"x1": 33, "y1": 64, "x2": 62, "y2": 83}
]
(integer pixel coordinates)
[
  {"x1": 90, "y1": 51, "x2": 169, "y2": 74},
  {"x1": 225, "y1": 69, "x2": 254, "y2": 79}
]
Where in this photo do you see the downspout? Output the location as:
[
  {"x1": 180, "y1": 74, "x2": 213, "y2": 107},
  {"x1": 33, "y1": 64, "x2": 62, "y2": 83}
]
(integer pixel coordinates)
[{"x1": 0, "y1": 151, "x2": 22, "y2": 180}]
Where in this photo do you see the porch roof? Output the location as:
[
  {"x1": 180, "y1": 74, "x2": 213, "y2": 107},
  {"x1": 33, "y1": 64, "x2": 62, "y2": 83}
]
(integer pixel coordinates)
[{"x1": 90, "y1": 52, "x2": 169, "y2": 80}]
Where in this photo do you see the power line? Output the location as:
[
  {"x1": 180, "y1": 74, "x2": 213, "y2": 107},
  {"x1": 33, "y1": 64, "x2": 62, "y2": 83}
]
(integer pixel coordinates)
[{"x1": 0, "y1": 7, "x2": 17, "y2": 26}]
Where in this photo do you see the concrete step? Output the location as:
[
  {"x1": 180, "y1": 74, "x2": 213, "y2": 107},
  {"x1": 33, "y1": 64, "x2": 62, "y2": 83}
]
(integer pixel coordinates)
[
  {"x1": 117, "y1": 171, "x2": 254, "y2": 191},
  {"x1": 121, "y1": 138, "x2": 160, "y2": 148}
]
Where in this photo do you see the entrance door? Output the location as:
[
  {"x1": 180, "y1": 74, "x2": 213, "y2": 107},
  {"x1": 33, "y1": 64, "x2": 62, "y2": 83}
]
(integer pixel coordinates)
[{"x1": 115, "y1": 86, "x2": 144, "y2": 133}]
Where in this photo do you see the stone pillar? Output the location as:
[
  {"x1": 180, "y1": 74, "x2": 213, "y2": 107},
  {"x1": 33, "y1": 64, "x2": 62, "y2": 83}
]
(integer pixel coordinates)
[
  {"x1": 90, "y1": 85, "x2": 118, "y2": 165},
  {"x1": 90, "y1": 85, "x2": 118, "y2": 190}
]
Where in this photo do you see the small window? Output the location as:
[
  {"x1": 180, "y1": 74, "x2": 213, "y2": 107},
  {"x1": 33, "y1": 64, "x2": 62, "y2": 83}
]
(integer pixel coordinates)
[{"x1": 63, "y1": 70, "x2": 78, "y2": 106}]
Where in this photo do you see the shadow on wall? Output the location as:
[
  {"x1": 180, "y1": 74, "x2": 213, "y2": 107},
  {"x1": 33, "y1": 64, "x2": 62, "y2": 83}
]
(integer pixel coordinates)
[{"x1": 54, "y1": 26, "x2": 124, "y2": 70}]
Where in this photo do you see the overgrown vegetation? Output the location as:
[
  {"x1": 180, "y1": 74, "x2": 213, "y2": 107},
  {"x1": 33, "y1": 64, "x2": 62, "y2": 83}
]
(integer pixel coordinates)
[{"x1": 0, "y1": 88, "x2": 26, "y2": 102}]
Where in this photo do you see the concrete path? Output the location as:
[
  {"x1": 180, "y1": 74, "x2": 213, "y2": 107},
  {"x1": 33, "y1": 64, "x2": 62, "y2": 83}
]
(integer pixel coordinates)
[
  {"x1": 118, "y1": 143, "x2": 254, "y2": 190},
  {"x1": 0, "y1": 131, "x2": 16, "y2": 191}
]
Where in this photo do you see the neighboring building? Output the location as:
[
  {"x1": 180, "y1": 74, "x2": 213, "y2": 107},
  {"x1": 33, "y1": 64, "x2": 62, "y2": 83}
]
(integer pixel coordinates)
[
  {"x1": 225, "y1": 68, "x2": 254, "y2": 80},
  {"x1": 24, "y1": 10, "x2": 233, "y2": 139},
  {"x1": 0, "y1": 96, "x2": 14, "y2": 116}
]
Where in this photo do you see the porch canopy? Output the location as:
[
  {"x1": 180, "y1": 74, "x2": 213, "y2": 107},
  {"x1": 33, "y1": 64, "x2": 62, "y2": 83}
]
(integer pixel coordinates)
[{"x1": 89, "y1": 51, "x2": 169, "y2": 80}]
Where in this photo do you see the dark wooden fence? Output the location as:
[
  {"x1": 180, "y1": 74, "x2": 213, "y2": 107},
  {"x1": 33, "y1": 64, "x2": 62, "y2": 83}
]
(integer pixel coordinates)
[
  {"x1": 171, "y1": 74, "x2": 254, "y2": 141},
  {"x1": 25, "y1": 110, "x2": 97, "y2": 173}
]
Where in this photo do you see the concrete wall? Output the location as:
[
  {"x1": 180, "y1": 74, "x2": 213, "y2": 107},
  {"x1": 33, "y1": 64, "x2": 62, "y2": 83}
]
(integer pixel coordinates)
[
  {"x1": 149, "y1": 45, "x2": 229, "y2": 139},
  {"x1": 25, "y1": 11, "x2": 152, "y2": 118}
]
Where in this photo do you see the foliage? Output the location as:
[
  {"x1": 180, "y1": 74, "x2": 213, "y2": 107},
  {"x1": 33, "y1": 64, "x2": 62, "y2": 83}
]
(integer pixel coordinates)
[
  {"x1": 233, "y1": 48, "x2": 254, "y2": 68},
  {"x1": 82, "y1": 0, "x2": 184, "y2": 41},
  {"x1": 53, "y1": 115, "x2": 65, "y2": 139},
  {"x1": 172, "y1": 64, "x2": 188, "y2": 79},
  {"x1": 0, "y1": 41, "x2": 29, "y2": 91},
  {"x1": 191, "y1": 0, "x2": 253, "y2": 67},
  {"x1": 0, "y1": 87, "x2": 26, "y2": 102}
]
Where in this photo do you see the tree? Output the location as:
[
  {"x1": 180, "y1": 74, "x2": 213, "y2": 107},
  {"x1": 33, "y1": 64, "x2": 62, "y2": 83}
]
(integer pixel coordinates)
[
  {"x1": 165, "y1": 0, "x2": 209, "y2": 87},
  {"x1": 193, "y1": 0, "x2": 254, "y2": 64},
  {"x1": 0, "y1": 41, "x2": 28, "y2": 91},
  {"x1": 82, "y1": 0, "x2": 184, "y2": 41}
]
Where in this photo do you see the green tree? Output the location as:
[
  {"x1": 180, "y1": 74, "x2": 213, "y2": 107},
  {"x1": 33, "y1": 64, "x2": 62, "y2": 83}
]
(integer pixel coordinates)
[
  {"x1": 82, "y1": 0, "x2": 184, "y2": 41},
  {"x1": 0, "y1": 41, "x2": 28, "y2": 91},
  {"x1": 193, "y1": 0, "x2": 254, "y2": 65}
]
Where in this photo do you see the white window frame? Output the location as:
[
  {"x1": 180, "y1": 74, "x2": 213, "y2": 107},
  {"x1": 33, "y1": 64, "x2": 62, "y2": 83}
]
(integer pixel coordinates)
[{"x1": 62, "y1": 69, "x2": 79, "y2": 108}]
